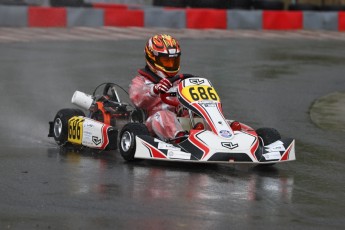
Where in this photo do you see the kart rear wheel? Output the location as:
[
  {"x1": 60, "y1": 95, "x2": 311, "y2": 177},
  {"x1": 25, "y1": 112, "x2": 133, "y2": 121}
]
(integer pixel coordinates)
[
  {"x1": 53, "y1": 108, "x2": 85, "y2": 145},
  {"x1": 119, "y1": 123, "x2": 150, "y2": 161},
  {"x1": 256, "y1": 128, "x2": 281, "y2": 145}
]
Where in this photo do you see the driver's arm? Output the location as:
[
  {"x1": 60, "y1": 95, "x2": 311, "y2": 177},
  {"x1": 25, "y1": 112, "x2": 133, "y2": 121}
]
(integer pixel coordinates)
[{"x1": 129, "y1": 76, "x2": 159, "y2": 109}]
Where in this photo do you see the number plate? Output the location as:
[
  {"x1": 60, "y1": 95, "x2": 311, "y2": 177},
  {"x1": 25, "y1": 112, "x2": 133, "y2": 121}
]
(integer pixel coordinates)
[
  {"x1": 68, "y1": 117, "x2": 84, "y2": 144},
  {"x1": 181, "y1": 85, "x2": 220, "y2": 103}
]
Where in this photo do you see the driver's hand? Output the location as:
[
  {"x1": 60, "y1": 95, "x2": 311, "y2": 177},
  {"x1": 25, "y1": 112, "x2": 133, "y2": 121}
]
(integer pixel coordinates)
[{"x1": 153, "y1": 78, "x2": 172, "y2": 94}]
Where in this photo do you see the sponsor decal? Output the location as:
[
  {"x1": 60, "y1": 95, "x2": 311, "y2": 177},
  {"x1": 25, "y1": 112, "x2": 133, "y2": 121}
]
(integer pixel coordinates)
[
  {"x1": 221, "y1": 142, "x2": 239, "y2": 149},
  {"x1": 265, "y1": 141, "x2": 286, "y2": 152},
  {"x1": 158, "y1": 143, "x2": 181, "y2": 151},
  {"x1": 84, "y1": 131, "x2": 92, "y2": 137},
  {"x1": 263, "y1": 152, "x2": 281, "y2": 160},
  {"x1": 189, "y1": 79, "x2": 205, "y2": 85},
  {"x1": 92, "y1": 136, "x2": 102, "y2": 145},
  {"x1": 167, "y1": 150, "x2": 191, "y2": 160},
  {"x1": 219, "y1": 130, "x2": 232, "y2": 138},
  {"x1": 199, "y1": 101, "x2": 216, "y2": 107},
  {"x1": 262, "y1": 141, "x2": 287, "y2": 161}
]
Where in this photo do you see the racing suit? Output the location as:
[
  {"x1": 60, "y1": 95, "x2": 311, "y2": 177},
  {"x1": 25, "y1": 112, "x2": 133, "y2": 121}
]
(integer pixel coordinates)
[{"x1": 129, "y1": 66, "x2": 183, "y2": 140}]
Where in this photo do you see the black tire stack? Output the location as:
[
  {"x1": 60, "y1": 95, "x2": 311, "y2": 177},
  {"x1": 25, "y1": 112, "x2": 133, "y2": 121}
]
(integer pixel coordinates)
[
  {"x1": 288, "y1": 3, "x2": 320, "y2": 11},
  {"x1": 252, "y1": 0, "x2": 284, "y2": 10},
  {"x1": 152, "y1": 0, "x2": 288, "y2": 10},
  {"x1": 152, "y1": 0, "x2": 187, "y2": 8},
  {"x1": 188, "y1": 0, "x2": 229, "y2": 9},
  {"x1": 319, "y1": 4, "x2": 345, "y2": 11},
  {"x1": 50, "y1": 0, "x2": 90, "y2": 7},
  {"x1": 229, "y1": 0, "x2": 252, "y2": 10}
]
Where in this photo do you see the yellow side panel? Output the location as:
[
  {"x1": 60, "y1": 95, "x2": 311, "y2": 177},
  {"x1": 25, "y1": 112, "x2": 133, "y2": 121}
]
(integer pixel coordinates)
[{"x1": 68, "y1": 117, "x2": 84, "y2": 145}]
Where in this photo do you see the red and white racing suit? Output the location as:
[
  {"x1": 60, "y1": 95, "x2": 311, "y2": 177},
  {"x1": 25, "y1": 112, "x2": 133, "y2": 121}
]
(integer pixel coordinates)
[{"x1": 129, "y1": 67, "x2": 183, "y2": 140}]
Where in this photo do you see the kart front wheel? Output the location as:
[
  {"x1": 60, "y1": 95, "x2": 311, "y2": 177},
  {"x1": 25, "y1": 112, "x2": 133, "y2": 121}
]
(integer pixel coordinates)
[
  {"x1": 256, "y1": 127, "x2": 281, "y2": 146},
  {"x1": 256, "y1": 128, "x2": 281, "y2": 167},
  {"x1": 119, "y1": 123, "x2": 150, "y2": 161},
  {"x1": 52, "y1": 108, "x2": 85, "y2": 145}
]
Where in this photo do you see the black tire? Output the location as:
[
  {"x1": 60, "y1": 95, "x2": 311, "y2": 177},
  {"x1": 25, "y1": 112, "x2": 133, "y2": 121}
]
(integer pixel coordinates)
[
  {"x1": 188, "y1": 0, "x2": 228, "y2": 9},
  {"x1": 52, "y1": 108, "x2": 85, "y2": 146},
  {"x1": 253, "y1": 0, "x2": 284, "y2": 10},
  {"x1": 256, "y1": 127, "x2": 281, "y2": 146},
  {"x1": 229, "y1": 0, "x2": 252, "y2": 9},
  {"x1": 119, "y1": 123, "x2": 150, "y2": 161},
  {"x1": 288, "y1": 3, "x2": 319, "y2": 11},
  {"x1": 319, "y1": 5, "x2": 345, "y2": 11},
  {"x1": 50, "y1": 0, "x2": 85, "y2": 7},
  {"x1": 153, "y1": 0, "x2": 186, "y2": 8},
  {"x1": 256, "y1": 128, "x2": 281, "y2": 167}
]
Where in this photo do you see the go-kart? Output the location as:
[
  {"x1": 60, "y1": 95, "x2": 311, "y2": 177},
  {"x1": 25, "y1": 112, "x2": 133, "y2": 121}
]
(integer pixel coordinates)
[
  {"x1": 48, "y1": 82, "x2": 143, "y2": 151},
  {"x1": 48, "y1": 74, "x2": 296, "y2": 165}
]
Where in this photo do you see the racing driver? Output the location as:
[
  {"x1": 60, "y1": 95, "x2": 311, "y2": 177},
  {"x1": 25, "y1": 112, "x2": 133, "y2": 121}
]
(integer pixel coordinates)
[{"x1": 129, "y1": 34, "x2": 186, "y2": 141}]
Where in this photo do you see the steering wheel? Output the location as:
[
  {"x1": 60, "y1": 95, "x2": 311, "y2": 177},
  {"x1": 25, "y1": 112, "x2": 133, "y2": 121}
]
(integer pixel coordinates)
[
  {"x1": 103, "y1": 83, "x2": 118, "y2": 102},
  {"x1": 160, "y1": 74, "x2": 195, "y2": 107}
]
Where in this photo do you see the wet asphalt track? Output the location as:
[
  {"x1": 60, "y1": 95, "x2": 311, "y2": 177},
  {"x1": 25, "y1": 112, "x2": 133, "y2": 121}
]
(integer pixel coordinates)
[{"x1": 0, "y1": 31, "x2": 344, "y2": 230}]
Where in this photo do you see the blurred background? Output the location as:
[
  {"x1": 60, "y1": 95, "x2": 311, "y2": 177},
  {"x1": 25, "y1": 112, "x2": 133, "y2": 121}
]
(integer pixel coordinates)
[{"x1": 1, "y1": 0, "x2": 345, "y2": 11}]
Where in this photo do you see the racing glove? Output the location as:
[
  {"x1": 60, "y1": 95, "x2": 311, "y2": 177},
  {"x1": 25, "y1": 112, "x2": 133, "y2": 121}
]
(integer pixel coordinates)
[{"x1": 152, "y1": 78, "x2": 173, "y2": 95}]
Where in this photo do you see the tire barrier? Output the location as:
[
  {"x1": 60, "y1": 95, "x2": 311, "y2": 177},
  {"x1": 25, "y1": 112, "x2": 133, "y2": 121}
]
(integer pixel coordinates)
[
  {"x1": 263, "y1": 11, "x2": 303, "y2": 30},
  {"x1": 304, "y1": 12, "x2": 339, "y2": 31},
  {"x1": 0, "y1": 5, "x2": 27, "y2": 26},
  {"x1": 145, "y1": 8, "x2": 185, "y2": 29},
  {"x1": 227, "y1": 10, "x2": 262, "y2": 30},
  {"x1": 28, "y1": 7, "x2": 67, "y2": 27},
  {"x1": 340, "y1": 12, "x2": 345, "y2": 30},
  {"x1": 67, "y1": 8, "x2": 103, "y2": 27},
  {"x1": 0, "y1": 4, "x2": 344, "y2": 31},
  {"x1": 104, "y1": 8, "x2": 144, "y2": 27},
  {"x1": 186, "y1": 9, "x2": 227, "y2": 29}
]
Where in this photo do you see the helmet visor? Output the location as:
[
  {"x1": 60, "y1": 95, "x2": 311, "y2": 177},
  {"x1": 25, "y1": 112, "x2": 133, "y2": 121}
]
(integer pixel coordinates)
[{"x1": 156, "y1": 55, "x2": 180, "y2": 72}]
